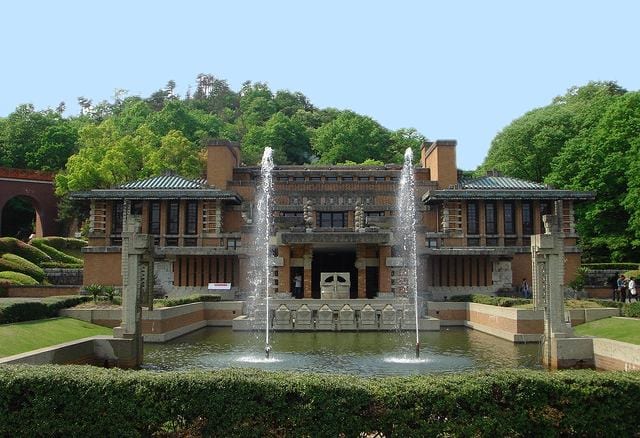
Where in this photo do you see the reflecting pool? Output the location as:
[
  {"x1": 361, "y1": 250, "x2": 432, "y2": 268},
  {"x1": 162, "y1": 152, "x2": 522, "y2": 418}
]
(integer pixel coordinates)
[{"x1": 143, "y1": 327, "x2": 542, "y2": 376}]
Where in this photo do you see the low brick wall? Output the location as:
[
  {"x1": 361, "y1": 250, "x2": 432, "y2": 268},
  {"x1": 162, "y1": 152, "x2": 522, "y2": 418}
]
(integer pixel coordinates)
[
  {"x1": 427, "y1": 302, "x2": 619, "y2": 343},
  {"x1": 593, "y1": 335, "x2": 640, "y2": 371},
  {"x1": 61, "y1": 301, "x2": 245, "y2": 342},
  {"x1": 585, "y1": 286, "x2": 614, "y2": 299},
  {"x1": 6, "y1": 285, "x2": 81, "y2": 298},
  {"x1": 0, "y1": 336, "x2": 138, "y2": 368}
]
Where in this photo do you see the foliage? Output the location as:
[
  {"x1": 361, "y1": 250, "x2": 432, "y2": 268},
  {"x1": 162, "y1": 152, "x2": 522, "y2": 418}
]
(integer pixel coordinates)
[
  {"x1": 582, "y1": 262, "x2": 639, "y2": 271},
  {"x1": 0, "y1": 296, "x2": 90, "y2": 324},
  {"x1": 0, "y1": 317, "x2": 112, "y2": 358},
  {"x1": 0, "y1": 237, "x2": 51, "y2": 264},
  {"x1": 84, "y1": 284, "x2": 104, "y2": 303},
  {"x1": 623, "y1": 302, "x2": 640, "y2": 318},
  {"x1": 448, "y1": 294, "x2": 531, "y2": 307},
  {"x1": 1, "y1": 366, "x2": 640, "y2": 436},
  {"x1": 0, "y1": 254, "x2": 45, "y2": 282},
  {"x1": 39, "y1": 236, "x2": 87, "y2": 250},
  {"x1": 568, "y1": 267, "x2": 588, "y2": 291},
  {"x1": 154, "y1": 294, "x2": 221, "y2": 308},
  {"x1": 0, "y1": 271, "x2": 39, "y2": 286},
  {"x1": 40, "y1": 262, "x2": 83, "y2": 269},
  {"x1": 480, "y1": 81, "x2": 640, "y2": 262},
  {"x1": 30, "y1": 239, "x2": 83, "y2": 265}
]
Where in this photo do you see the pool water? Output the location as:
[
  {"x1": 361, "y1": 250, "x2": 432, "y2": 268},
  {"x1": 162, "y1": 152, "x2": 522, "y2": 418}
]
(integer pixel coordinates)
[{"x1": 143, "y1": 327, "x2": 543, "y2": 376}]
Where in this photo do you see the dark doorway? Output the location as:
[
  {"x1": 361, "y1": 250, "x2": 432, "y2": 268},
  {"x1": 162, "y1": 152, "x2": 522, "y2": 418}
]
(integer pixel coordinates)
[
  {"x1": 311, "y1": 250, "x2": 357, "y2": 298},
  {"x1": 1, "y1": 196, "x2": 36, "y2": 240},
  {"x1": 290, "y1": 267, "x2": 304, "y2": 298},
  {"x1": 366, "y1": 267, "x2": 379, "y2": 298}
]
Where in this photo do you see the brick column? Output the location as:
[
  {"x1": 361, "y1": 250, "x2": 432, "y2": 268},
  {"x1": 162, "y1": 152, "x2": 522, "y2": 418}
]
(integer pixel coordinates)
[
  {"x1": 278, "y1": 245, "x2": 291, "y2": 294},
  {"x1": 356, "y1": 244, "x2": 366, "y2": 298},
  {"x1": 378, "y1": 245, "x2": 392, "y2": 293}
]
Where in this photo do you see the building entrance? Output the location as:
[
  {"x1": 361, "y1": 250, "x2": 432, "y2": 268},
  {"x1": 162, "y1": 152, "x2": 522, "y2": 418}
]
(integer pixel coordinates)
[{"x1": 311, "y1": 249, "x2": 357, "y2": 299}]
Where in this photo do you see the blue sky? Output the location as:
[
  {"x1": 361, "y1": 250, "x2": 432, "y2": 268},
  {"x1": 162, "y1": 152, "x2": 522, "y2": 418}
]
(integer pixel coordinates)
[{"x1": 2, "y1": 1, "x2": 638, "y2": 170}]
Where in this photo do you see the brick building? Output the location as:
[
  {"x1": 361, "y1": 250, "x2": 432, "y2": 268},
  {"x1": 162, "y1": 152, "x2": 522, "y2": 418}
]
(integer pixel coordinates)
[{"x1": 72, "y1": 139, "x2": 593, "y2": 300}]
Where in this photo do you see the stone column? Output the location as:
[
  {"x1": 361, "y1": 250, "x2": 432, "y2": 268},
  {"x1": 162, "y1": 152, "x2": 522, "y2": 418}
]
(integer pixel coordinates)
[
  {"x1": 303, "y1": 246, "x2": 313, "y2": 298},
  {"x1": 356, "y1": 245, "x2": 366, "y2": 298}
]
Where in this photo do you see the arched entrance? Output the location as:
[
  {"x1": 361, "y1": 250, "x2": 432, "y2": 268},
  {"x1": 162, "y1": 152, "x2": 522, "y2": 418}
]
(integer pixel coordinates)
[
  {"x1": 0, "y1": 196, "x2": 40, "y2": 240},
  {"x1": 0, "y1": 167, "x2": 59, "y2": 237}
]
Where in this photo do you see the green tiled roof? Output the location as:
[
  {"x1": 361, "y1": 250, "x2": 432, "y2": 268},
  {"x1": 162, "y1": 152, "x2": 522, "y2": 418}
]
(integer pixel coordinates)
[
  {"x1": 458, "y1": 176, "x2": 547, "y2": 190},
  {"x1": 119, "y1": 175, "x2": 207, "y2": 189}
]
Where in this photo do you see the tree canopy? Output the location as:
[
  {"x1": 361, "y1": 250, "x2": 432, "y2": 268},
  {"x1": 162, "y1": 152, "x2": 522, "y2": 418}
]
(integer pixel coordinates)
[{"x1": 480, "y1": 81, "x2": 640, "y2": 262}]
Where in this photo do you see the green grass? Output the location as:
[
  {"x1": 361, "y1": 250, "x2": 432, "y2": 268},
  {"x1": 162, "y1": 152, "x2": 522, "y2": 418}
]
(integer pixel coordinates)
[
  {"x1": 574, "y1": 317, "x2": 640, "y2": 345},
  {"x1": 0, "y1": 317, "x2": 112, "y2": 358}
]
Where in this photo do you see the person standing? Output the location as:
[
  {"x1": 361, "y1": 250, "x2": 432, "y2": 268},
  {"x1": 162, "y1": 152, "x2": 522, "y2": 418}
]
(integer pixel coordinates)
[
  {"x1": 629, "y1": 277, "x2": 637, "y2": 302},
  {"x1": 618, "y1": 274, "x2": 627, "y2": 303},
  {"x1": 293, "y1": 273, "x2": 302, "y2": 299},
  {"x1": 610, "y1": 274, "x2": 619, "y2": 301},
  {"x1": 521, "y1": 278, "x2": 531, "y2": 299}
]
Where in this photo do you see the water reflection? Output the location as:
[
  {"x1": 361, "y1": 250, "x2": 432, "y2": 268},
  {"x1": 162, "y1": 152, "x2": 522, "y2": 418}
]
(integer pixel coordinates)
[{"x1": 143, "y1": 327, "x2": 541, "y2": 376}]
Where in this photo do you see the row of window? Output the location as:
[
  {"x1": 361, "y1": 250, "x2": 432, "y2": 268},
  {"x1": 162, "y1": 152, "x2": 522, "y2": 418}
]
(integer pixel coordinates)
[
  {"x1": 112, "y1": 201, "x2": 199, "y2": 235},
  {"x1": 466, "y1": 201, "x2": 552, "y2": 236},
  {"x1": 276, "y1": 175, "x2": 396, "y2": 182},
  {"x1": 283, "y1": 211, "x2": 385, "y2": 228}
]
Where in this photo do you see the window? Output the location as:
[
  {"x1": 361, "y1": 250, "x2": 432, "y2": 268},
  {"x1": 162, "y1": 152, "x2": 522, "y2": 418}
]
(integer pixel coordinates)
[
  {"x1": 167, "y1": 201, "x2": 179, "y2": 235},
  {"x1": 131, "y1": 201, "x2": 143, "y2": 216},
  {"x1": 486, "y1": 237, "x2": 499, "y2": 246},
  {"x1": 227, "y1": 238, "x2": 239, "y2": 250},
  {"x1": 365, "y1": 211, "x2": 385, "y2": 217},
  {"x1": 326, "y1": 176, "x2": 337, "y2": 182},
  {"x1": 522, "y1": 202, "x2": 533, "y2": 235},
  {"x1": 374, "y1": 176, "x2": 385, "y2": 182},
  {"x1": 185, "y1": 201, "x2": 198, "y2": 235},
  {"x1": 467, "y1": 238, "x2": 480, "y2": 247},
  {"x1": 358, "y1": 176, "x2": 370, "y2": 181},
  {"x1": 503, "y1": 202, "x2": 515, "y2": 234},
  {"x1": 467, "y1": 202, "x2": 479, "y2": 235},
  {"x1": 309, "y1": 176, "x2": 321, "y2": 182},
  {"x1": 293, "y1": 176, "x2": 305, "y2": 182},
  {"x1": 149, "y1": 201, "x2": 161, "y2": 234},
  {"x1": 277, "y1": 176, "x2": 289, "y2": 182},
  {"x1": 112, "y1": 202, "x2": 123, "y2": 233},
  {"x1": 342, "y1": 176, "x2": 353, "y2": 181},
  {"x1": 485, "y1": 202, "x2": 497, "y2": 235},
  {"x1": 318, "y1": 212, "x2": 346, "y2": 228},
  {"x1": 283, "y1": 211, "x2": 303, "y2": 217}
]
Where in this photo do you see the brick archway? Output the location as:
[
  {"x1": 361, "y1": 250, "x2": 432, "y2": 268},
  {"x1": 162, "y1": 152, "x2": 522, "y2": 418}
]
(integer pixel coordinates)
[{"x1": 0, "y1": 168, "x2": 60, "y2": 237}]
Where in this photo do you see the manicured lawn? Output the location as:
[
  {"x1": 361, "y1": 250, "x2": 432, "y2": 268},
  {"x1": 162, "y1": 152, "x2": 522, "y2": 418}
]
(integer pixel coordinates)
[
  {"x1": 574, "y1": 317, "x2": 640, "y2": 345},
  {"x1": 0, "y1": 317, "x2": 112, "y2": 358}
]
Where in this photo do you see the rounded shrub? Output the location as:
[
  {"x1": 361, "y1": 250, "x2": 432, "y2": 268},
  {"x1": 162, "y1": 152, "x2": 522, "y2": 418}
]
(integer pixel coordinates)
[
  {"x1": 0, "y1": 237, "x2": 51, "y2": 264},
  {"x1": 0, "y1": 254, "x2": 45, "y2": 282},
  {"x1": 0, "y1": 271, "x2": 39, "y2": 286},
  {"x1": 30, "y1": 239, "x2": 83, "y2": 265}
]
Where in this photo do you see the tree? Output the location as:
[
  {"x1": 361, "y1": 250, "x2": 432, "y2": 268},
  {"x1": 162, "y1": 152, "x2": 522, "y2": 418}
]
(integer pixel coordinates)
[
  {"x1": 243, "y1": 113, "x2": 311, "y2": 165},
  {"x1": 311, "y1": 111, "x2": 391, "y2": 164}
]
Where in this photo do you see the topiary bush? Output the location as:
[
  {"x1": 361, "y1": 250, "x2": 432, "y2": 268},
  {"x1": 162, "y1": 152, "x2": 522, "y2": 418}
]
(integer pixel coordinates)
[
  {"x1": 30, "y1": 239, "x2": 83, "y2": 265},
  {"x1": 0, "y1": 254, "x2": 45, "y2": 282},
  {"x1": 0, "y1": 366, "x2": 639, "y2": 437},
  {"x1": 40, "y1": 236, "x2": 87, "y2": 250},
  {"x1": 0, "y1": 271, "x2": 39, "y2": 286},
  {"x1": 0, "y1": 295, "x2": 90, "y2": 324},
  {"x1": 0, "y1": 237, "x2": 50, "y2": 264}
]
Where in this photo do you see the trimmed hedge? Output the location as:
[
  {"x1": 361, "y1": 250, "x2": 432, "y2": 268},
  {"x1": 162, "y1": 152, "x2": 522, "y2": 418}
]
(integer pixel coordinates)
[
  {"x1": 0, "y1": 366, "x2": 639, "y2": 437},
  {"x1": 0, "y1": 295, "x2": 90, "y2": 324},
  {"x1": 39, "y1": 236, "x2": 87, "y2": 250},
  {"x1": 30, "y1": 239, "x2": 83, "y2": 265},
  {"x1": 0, "y1": 237, "x2": 50, "y2": 264},
  {"x1": 154, "y1": 294, "x2": 222, "y2": 308},
  {"x1": 583, "y1": 262, "x2": 640, "y2": 271},
  {"x1": 40, "y1": 261, "x2": 83, "y2": 269},
  {"x1": 0, "y1": 253, "x2": 45, "y2": 282},
  {"x1": 449, "y1": 294, "x2": 531, "y2": 307},
  {"x1": 0, "y1": 271, "x2": 39, "y2": 286},
  {"x1": 623, "y1": 302, "x2": 640, "y2": 318}
]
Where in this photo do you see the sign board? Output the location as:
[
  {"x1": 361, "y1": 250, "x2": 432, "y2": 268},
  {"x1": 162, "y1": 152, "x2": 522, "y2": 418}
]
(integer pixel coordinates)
[{"x1": 208, "y1": 283, "x2": 231, "y2": 290}]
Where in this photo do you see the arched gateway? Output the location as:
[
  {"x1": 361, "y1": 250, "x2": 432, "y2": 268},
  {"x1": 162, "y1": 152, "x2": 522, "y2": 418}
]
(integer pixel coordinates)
[{"x1": 0, "y1": 167, "x2": 60, "y2": 238}]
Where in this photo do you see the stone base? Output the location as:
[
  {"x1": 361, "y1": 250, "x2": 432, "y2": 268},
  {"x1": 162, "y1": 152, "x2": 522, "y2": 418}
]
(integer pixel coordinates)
[{"x1": 544, "y1": 337, "x2": 595, "y2": 369}]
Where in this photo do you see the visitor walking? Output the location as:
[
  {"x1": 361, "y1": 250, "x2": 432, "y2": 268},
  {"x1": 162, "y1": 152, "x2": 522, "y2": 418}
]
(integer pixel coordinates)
[
  {"x1": 617, "y1": 274, "x2": 627, "y2": 303},
  {"x1": 520, "y1": 278, "x2": 530, "y2": 299},
  {"x1": 609, "y1": 274, "x2": 619, "y2": 301},
  {"x1": 629, "y1": 277, "x2": 637, "y2": 302}
]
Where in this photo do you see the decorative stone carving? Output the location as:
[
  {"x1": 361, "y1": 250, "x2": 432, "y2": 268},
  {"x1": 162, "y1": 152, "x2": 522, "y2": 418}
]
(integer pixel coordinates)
[
  {"x1": 338, "y1": 304, "x2": 356, "y2": 330},
  {"x1": 380, "y1": 304, "x2": 397, "y2": 330},
  {"x1": 360, "y1": 304, "x2": 377, "y2": 329},
  {"x1": 274, "y1": 305, "x2": 292, "y2": 330},
  {"x1": 294, "y1": 304, "x2": 312, "y2": 330},
  {"x1": 316, "y1": 304, "x2": 334, "y2": 330}
]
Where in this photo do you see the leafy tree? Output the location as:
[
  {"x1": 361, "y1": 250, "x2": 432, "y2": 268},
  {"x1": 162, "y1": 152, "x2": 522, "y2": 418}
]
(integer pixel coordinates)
[
  {"x1": 311, "y1": 111, "x2": 391, "y2": 164},
  {"x1": 243, "y1": 113, "x2": 311, "y2": 164}
]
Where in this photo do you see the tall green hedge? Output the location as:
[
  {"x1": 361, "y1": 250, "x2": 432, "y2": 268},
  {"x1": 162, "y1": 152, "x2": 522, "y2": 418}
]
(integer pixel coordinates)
[
  {"x1": 0, "y1": 237, "x2": 50, "y2": 264},
  {"x1": 0, "y1": 254, "x2": 45, "y2": 282},
  {"x1": 0, "y1": 366, "x2": 639, "y2": 437}
]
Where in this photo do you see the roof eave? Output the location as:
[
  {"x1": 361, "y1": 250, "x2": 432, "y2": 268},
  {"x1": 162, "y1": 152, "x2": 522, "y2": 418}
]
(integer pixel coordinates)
[
  {"x1": 422, "y1": 190, "x2": 595, "y2": 203},
  {"x1": 69, "y1": 189, "x2": 243, "y2": 204}
]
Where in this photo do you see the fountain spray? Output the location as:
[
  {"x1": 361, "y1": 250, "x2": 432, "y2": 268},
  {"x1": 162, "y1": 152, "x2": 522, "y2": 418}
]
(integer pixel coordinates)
[
  {"x1": 397, "y1": 147, "x2": 420, "y2": 358},
  {"x1": 255, "y1": 147, "x2": 274, "y2": 359}
]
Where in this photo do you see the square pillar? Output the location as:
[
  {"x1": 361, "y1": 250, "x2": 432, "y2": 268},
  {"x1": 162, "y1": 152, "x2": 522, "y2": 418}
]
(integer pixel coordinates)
[
  {"x1": 303, "y1": 246, "x2": 313, "y2": 298},
  {"x1": 378, "y1": 246, "x2": 392, "y2": 293},
  {"x1": 278, "y1": 245, "x2": 291, "y2": 293}
]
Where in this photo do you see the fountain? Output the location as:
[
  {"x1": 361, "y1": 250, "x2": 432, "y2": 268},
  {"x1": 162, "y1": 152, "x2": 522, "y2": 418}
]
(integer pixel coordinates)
[
  {"x1": 395, "y1": 147, "x2": 421, "y2": 358},
  {"x1": 250, "y1": 147, "x2": 274, "y2": 359}
]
